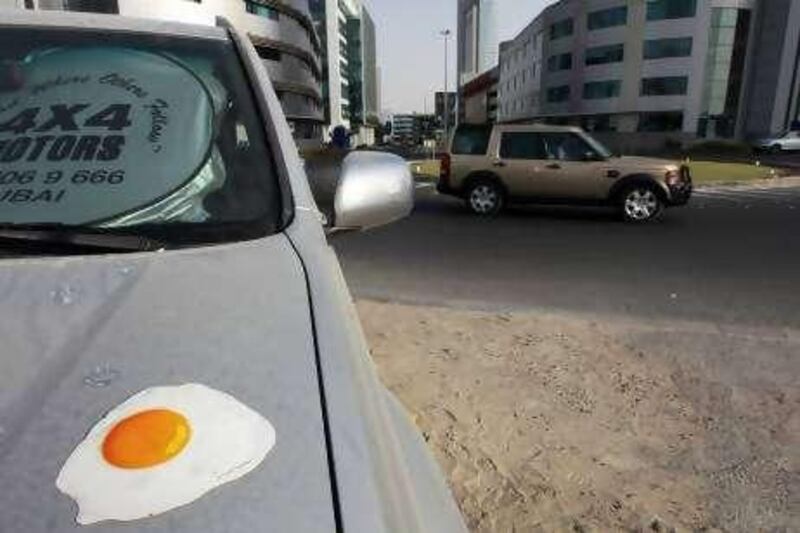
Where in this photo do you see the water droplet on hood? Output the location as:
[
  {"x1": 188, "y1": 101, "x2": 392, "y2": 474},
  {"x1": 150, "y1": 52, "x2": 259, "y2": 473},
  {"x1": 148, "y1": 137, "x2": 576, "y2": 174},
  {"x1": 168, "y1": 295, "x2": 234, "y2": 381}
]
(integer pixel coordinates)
[
  {"x1": 51, "y1": 284, "x2": 80, "y2": 306},
  {"x1": 117, "y1": 265, "x2": 135, "y2": 276},
  {"x1": 83, "y1": 364, "x2": 120, "y2": 388}
]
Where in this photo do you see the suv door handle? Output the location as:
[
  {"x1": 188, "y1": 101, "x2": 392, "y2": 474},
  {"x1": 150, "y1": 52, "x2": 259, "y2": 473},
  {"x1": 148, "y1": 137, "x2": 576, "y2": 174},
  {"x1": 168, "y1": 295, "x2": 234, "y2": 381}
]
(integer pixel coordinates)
[
  {"x1": 492, "y1": 160, "x2": 506, "y2": 167},
  {"x1": 545, "y1": 163, "x2": 561, "y2": 169}
]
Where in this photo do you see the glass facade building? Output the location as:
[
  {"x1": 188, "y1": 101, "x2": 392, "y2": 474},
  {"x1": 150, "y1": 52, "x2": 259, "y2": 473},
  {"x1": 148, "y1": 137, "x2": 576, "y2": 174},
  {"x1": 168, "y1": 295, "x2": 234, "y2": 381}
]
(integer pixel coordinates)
[{"x1": 496, "y1": 0, "x2": 800, "y2": 141}]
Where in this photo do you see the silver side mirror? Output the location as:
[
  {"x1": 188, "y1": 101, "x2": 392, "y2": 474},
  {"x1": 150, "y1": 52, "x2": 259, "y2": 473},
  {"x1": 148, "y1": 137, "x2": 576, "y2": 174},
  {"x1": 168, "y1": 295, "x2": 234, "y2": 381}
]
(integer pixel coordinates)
[{"x1": 331, "y1": 151, "x2": 414, "y2": 232}]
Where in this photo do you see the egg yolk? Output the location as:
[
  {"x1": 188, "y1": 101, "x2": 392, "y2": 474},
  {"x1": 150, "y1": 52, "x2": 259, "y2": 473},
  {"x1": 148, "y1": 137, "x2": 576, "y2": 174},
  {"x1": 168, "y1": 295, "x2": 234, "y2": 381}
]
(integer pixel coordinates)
[{"x1": 102, "y1": 409, "x2": 191, "y2": 469}]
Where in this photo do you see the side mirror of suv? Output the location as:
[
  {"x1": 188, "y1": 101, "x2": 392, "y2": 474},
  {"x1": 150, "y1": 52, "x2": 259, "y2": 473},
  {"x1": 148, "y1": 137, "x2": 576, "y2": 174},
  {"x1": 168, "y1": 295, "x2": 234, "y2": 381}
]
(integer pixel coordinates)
[{"x1": 331, "y1": 151, "x2": 414, "y2": 232}]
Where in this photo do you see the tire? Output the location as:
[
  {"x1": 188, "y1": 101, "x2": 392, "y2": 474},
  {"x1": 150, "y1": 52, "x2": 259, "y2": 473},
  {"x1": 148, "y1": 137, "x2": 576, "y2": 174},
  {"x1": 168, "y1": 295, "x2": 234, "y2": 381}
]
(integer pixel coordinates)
[
  {"x1": 465, "y1": 179, "x2": 505, "y2": 216},
  {"x1": 620, "y1": 184, "x2": 664, "y2": 223},
  {"x1": 770, "y1": 143, "x2": 783, "y2": 154}
]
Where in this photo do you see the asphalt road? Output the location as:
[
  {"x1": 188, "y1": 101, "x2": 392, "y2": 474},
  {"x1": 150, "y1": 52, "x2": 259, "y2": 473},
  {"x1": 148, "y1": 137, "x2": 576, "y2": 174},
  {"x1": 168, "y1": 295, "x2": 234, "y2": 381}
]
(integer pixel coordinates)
[{"x1": 332, "y1": 182, "x2": 800, "y2": 329}]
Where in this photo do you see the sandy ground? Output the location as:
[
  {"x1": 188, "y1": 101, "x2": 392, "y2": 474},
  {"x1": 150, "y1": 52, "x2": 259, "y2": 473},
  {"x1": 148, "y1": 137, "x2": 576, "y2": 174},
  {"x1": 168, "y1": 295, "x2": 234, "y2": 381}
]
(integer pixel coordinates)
[{"x1": 357, "y1": 301, "x2": 799, "y2": 532}]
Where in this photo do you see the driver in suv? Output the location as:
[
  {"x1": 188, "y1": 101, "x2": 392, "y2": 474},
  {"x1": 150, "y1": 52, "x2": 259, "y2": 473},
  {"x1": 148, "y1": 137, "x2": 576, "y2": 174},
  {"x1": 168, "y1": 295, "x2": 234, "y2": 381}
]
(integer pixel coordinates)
[{"x1": 438, "y1": 124, "x2": 692, "y2": 222}]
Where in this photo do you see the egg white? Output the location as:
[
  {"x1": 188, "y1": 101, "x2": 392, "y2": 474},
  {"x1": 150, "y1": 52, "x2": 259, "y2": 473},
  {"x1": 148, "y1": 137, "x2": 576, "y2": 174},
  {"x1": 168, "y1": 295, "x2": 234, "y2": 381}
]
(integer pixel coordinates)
[{"x1": 56, "y1": 383, "x2": 276, "y2": 525}]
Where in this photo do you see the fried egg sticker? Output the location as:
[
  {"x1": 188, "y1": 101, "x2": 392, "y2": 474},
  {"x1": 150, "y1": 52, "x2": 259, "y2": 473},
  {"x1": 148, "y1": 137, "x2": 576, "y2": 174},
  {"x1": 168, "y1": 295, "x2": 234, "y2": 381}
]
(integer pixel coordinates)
[{"x1": 56, "y1": 384, "x2": 275, "y2": 525}]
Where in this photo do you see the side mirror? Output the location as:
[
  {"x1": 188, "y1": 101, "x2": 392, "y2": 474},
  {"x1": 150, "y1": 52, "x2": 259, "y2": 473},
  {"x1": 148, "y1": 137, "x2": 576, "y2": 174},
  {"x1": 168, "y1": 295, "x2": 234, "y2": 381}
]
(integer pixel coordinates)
[{"x1": 331, "y1": 151, "x2": 414, "y2": 232}]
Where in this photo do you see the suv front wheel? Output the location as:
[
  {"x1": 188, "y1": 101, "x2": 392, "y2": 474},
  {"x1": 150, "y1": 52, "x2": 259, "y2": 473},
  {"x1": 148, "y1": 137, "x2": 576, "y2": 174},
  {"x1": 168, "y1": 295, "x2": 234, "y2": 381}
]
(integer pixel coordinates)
[
  {"x1": 620, "y1": 185, "x2": 663, "y2": 223},
  {"x1": 466, "y1": 179, "x2": 505, "y2": 216}
]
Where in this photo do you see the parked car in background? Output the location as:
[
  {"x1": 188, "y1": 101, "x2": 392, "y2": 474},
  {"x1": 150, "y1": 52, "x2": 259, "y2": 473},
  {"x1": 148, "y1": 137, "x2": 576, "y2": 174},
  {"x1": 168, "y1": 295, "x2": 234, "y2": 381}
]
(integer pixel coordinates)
[
  {"x1": 752, "y1": 130, "x2": 800, "y2": 153},
  {"x1": 438, "y1": 124, "x2": 692, "y2": 222},
  {"x1": 0, "y1": 9, "x2": 466, "y2": 533}
]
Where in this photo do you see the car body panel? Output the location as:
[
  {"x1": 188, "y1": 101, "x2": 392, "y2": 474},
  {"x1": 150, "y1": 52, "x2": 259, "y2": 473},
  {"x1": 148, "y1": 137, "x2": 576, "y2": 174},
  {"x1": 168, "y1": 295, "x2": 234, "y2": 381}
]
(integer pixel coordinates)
[
  {"x1": 0, "y1": 7, "x2": 229, "y2": 40},
  {"x1": 0, "y1": 9, "x2": 467, "y2": 533},
  {"x1": 0, "y1": 236, "x2": 337, "y2": 532},
  {"x1": 286, "y1": 210, "x2": 468, "y2": 533},
  {"x1": 227, "y1": 18, "x2": 466, "y2": 533},
  {"x1": 487, "y1": 128, "x2": 610, "y2": 199}
]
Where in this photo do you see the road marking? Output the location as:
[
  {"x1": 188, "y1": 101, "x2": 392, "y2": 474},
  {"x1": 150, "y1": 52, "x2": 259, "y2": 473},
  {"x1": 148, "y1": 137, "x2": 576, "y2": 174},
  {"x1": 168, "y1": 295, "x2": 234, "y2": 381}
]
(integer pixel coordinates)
[{"x1": 693, "y1": 186, "x2": 800, "y2": 205}]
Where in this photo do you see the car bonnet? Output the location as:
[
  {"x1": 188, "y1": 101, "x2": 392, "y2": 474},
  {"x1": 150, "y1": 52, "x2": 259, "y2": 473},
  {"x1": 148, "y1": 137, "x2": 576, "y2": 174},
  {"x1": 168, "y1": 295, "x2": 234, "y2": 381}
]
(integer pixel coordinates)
[{"x1": 0, "y1": 234, "x2": 336, "y2": 532}]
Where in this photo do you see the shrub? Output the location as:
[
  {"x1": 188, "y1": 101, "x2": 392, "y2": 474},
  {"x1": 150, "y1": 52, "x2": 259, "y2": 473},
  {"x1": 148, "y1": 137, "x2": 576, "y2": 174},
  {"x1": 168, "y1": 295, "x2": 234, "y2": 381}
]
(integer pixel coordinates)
[{"x1": 685, "y1": 140, "x2": 753, "y2": 158}]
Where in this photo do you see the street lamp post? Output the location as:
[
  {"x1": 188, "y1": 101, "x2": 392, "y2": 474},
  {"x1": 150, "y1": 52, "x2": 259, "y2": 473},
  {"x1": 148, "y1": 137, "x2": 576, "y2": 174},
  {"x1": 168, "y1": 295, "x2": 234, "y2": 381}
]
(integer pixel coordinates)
[{"x1": 440, "y1": 29, "x2": 451, "y2": 147}]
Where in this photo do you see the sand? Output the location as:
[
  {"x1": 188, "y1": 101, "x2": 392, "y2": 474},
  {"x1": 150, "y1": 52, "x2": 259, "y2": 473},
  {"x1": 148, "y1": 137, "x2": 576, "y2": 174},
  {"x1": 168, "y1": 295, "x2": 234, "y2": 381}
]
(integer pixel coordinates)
[{"x1": 358, "y1": 300, "x2": 799, "y2": 532}]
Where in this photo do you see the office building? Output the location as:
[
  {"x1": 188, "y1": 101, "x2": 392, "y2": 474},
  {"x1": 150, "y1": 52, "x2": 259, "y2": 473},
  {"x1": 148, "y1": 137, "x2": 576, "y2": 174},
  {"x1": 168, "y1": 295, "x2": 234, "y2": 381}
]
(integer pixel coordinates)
[
  {"x1": 309, "y1": 0, "x2": 378, "y2": 140},
  {"x1": 457, "y1": 0, "x2": 498, "y2": 124},
  {"x1": 7, "y1": 0, "x2": 326, "y2": 142},
  {"x1": 741, "y1": 0, "x2": 800, "y2": 139},
  {"x1": 360, "y1": 8, "x2": 379, "y2": 121},
  {"x1": 495, "y1": 0, "x2": 800, "y2": 141},
  {"x1": 461, "y1": 67, "x2": 499, "y2": 124},
  {"x1": 457, "y1": 0, "x2": 498, "y2": 86},
  {"x1": 391, "y1": 114, "x2": 438, "y2": 145}
]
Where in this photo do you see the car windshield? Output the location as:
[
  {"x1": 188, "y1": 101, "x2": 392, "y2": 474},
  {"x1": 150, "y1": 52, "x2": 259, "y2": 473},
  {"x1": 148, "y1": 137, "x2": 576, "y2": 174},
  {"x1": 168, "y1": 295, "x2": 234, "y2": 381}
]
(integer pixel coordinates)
[{"x1": 0, "y1": 28, "x2": 283, "y2": 250}]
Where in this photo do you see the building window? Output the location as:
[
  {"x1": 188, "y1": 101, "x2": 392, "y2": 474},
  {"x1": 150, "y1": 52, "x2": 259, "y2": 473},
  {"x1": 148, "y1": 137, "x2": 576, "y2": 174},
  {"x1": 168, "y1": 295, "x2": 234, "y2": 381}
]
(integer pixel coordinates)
[
  {"x1": 547, "y1": 85, "x2": 571, "y2": 103},
  {"x1": 641, "y1": 76, "x2": 689, "y2": 96},
  {"x1": 587, "y1": 6, "x2": 627, "y2": 30},
  {"x1": 255, "y1": 46, "x2": 281, "y2": 62},
  {"x1": 646, "y1": 0, "x2": 696, "y2": 21},
  {"x1": 547, "y1": 52, "x2": 572, "y2": 72},
  {"x1": 583, "y1": 80, "x2": 621, "y2": 99},
  {"x1": 500, "y1": 132, "x2": 548, "y2": 160},
  {"x1": 550, "y1": 18, "x2": 574, "y2": 41},
  {"x1": 638, "y1": 111, "x2": 684, "y2": 131},
  {"x1": 245, "y1": 0, "x2": 279, "y2": 20},
  {"x1": 581, "y1": 114, "x2": 617, "y2": 132},
  {"x1": 643, "y1": 37, "x2": 693, "y2": 59},
  {"x1": 585, "y1": 43, "x2": 624, "y2": 66}
]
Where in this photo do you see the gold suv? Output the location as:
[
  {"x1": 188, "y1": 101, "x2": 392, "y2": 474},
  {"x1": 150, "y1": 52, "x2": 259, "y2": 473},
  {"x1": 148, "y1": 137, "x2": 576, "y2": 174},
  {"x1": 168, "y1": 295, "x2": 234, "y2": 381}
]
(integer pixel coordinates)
[{"x1": 438, "y1": 124, "x2": 692, "y2": 222}]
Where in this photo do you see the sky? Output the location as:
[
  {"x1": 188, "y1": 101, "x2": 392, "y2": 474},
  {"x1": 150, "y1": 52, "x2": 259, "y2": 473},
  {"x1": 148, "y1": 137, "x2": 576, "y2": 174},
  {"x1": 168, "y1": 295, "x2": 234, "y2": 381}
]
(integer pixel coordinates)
[{"x1": 367, "y1": 0, "x2": 551, "y2": 115}]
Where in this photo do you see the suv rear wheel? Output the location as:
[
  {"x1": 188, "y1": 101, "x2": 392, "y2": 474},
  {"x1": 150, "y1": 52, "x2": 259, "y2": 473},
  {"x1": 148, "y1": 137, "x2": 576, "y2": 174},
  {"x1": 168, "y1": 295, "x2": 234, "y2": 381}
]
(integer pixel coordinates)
[
  {"x1": 620, "y1": 185, "x2": 663, "y2": 223},
  {"x1": 466, "y1": 179, "x2": 504, "y2": 216}
]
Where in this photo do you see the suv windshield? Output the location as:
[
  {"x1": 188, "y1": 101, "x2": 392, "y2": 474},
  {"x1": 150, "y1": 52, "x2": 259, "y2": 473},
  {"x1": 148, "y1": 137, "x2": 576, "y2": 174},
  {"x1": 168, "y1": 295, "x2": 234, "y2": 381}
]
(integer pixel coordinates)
[{"x1": 0, "y1": 28, "x2": 282, "y2": 250}]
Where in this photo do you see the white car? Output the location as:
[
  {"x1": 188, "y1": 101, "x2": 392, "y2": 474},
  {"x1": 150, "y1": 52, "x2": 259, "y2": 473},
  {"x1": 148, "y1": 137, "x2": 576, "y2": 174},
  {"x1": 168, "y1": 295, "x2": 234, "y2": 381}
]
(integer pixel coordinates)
[
  {"x1": 0, "y1": 9, "x2": 466, "y2": 533},
  {"x1": 753, "y1": 130, "x2": 800, "y2": 153}
]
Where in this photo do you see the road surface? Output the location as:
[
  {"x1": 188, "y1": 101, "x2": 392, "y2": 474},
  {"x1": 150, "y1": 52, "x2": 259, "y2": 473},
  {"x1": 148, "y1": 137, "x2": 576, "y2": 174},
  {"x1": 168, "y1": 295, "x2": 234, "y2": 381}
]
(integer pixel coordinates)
[{"x1": 333, "y1": 182, "x2": 800, "y2": 329}]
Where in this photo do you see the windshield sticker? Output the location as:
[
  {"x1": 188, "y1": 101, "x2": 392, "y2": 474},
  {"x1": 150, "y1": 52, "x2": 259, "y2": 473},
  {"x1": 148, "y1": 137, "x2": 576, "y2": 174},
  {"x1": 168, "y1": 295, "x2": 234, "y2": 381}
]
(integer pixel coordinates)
[{"x1": 0, "y1": 48, "x2": 215, "y2": 225}]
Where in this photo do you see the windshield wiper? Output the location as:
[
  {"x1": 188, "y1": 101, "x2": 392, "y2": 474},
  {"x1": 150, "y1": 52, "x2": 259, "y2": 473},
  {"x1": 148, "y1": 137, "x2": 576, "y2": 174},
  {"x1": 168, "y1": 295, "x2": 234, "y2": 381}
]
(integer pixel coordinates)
[{"x1": 0, "y1": 223, "x2": 166, "y2": 254}]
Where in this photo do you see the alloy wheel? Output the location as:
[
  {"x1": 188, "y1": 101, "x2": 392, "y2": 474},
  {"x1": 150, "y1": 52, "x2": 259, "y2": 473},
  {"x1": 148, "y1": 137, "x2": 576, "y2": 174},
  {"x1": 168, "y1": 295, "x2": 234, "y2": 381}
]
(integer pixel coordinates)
[
  {"x1": 469, "y1": 184, "x2": 500, "y2": 214},
  {"x1": 623, "y1": 188, "x2": 660, "y2": 221}
]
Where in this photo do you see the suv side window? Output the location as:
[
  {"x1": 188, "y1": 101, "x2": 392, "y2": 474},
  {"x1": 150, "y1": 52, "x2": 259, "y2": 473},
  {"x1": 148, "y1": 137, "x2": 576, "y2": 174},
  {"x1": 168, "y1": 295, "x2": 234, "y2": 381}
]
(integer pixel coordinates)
[
  {"x1": 499, "y1": 132, "x2": 548, "y2": 160},
  {"x1": 542, "y1": 133, "x2": 597, "y2": 161},
  {"x1": 451, "y1": 125, "x2": 492, "y2": 155}
]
